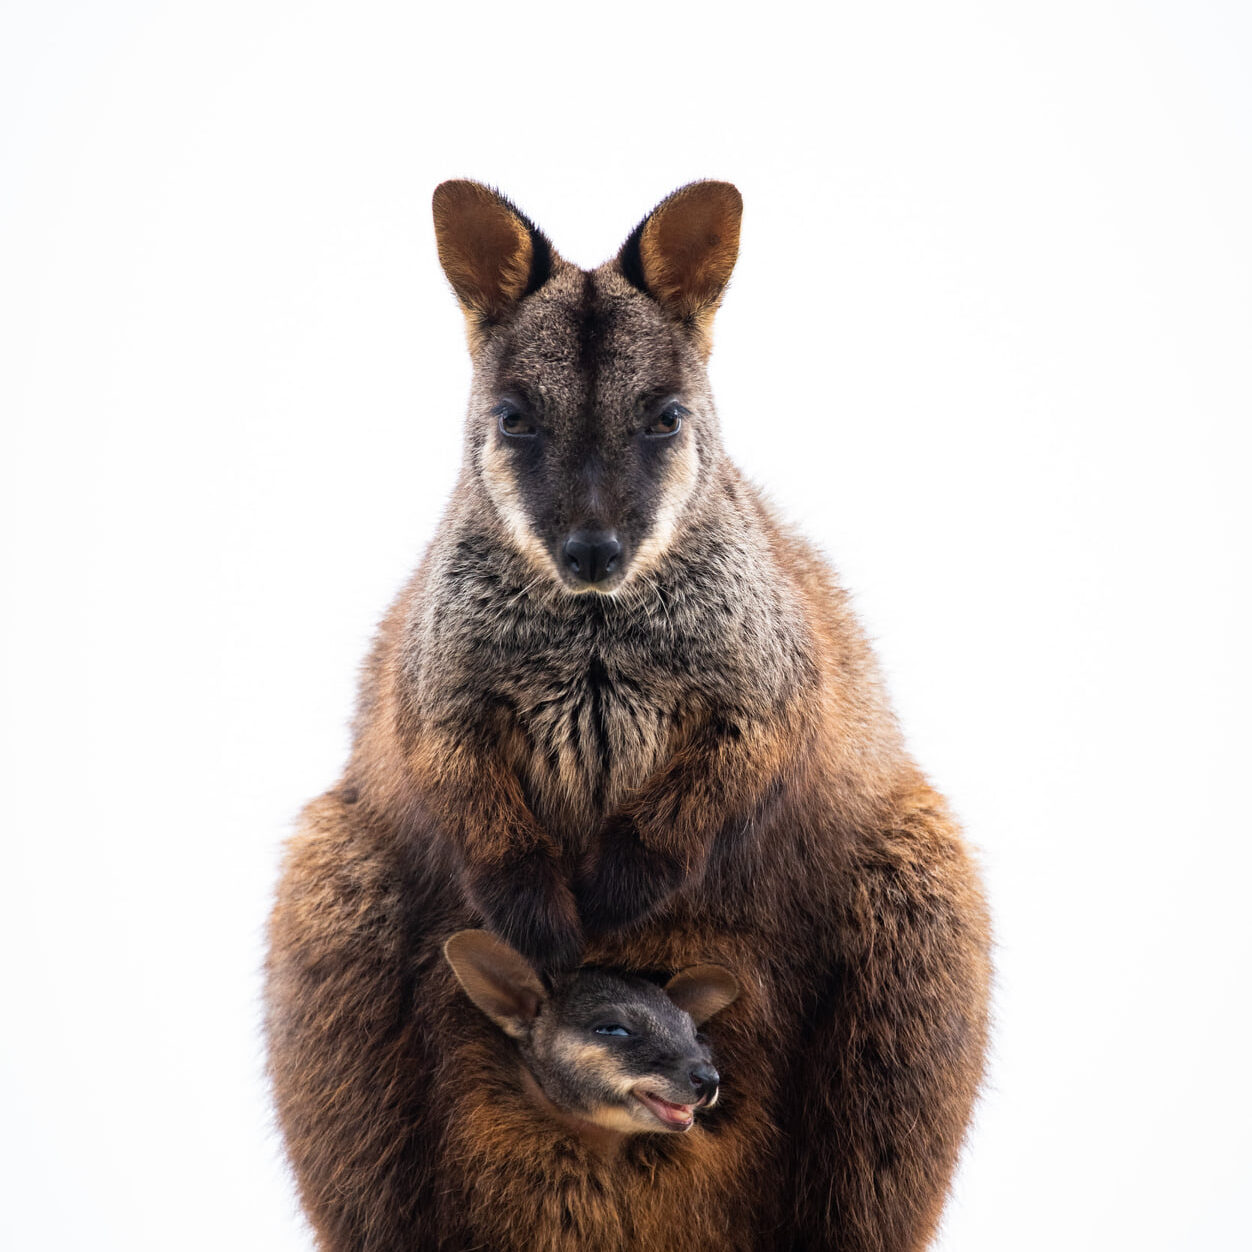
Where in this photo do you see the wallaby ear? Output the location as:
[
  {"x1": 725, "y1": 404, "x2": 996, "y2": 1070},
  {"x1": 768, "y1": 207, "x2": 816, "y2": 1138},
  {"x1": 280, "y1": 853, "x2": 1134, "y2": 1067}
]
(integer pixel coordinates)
[
  {"x1": 664, "y1": 964, "x2": 740, "y2": 1026},
  {"x1": 618, "y1": 180, "x2": 742, "y2": 356},
  {"x1": 431, "y1": 180, "x2": 556, "y2": 344},
  {"x1": 443, "y1": 929, "x2": 548, "y2": 1039}
]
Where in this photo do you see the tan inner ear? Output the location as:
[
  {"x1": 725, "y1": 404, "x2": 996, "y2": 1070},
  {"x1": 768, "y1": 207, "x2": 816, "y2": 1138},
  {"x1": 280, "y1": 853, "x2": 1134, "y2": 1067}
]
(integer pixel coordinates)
[
  {"x1": 432, "y1": 181, "x2": 536, "y2": 327},
  {"x1": 664, "y1": 963, "x2": 740, "y2": 1026},
  {"x1": 637, "y1": 181, "x2": 742, "y2": 352},
  {"x1": 443, "y1": 929, "x2": 546, "y2": 1038}
]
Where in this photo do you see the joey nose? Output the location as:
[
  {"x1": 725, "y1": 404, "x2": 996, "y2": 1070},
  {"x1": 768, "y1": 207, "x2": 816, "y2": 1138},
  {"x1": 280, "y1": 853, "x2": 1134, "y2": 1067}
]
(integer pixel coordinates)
[
  {"x1": 562, "y1": 530, "x2": 622, "y2": 585},
  {"x1": 690, "y1": 1063, "x2": 719, "y2": 1101}
]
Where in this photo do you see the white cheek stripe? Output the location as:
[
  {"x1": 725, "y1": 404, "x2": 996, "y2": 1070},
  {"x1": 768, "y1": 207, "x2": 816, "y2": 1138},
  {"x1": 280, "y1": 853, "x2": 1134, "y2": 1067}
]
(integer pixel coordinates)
[
  {"x1": 479, "y1": 428, "x2": 700, "y2": 587},
  {"x1": 480, "y1": 434, "x2": 554, "y2": 576},
  {"x1": 627, "y1": 435, "x2": 700, "y2": 584}
]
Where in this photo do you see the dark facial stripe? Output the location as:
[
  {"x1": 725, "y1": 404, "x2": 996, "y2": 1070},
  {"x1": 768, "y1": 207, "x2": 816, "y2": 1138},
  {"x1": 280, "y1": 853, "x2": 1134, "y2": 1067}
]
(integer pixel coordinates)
[{"x1": 577, "y1": 271, "x2": 599, "y2": 375}]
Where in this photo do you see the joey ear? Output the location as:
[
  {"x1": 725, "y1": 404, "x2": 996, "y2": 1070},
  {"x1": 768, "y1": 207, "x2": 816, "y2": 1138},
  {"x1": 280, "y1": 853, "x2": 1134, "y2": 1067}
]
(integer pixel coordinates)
[
  {"x1": 443, "y1": 929, "x2": 548, "y2": 1039},
  {"x1": 664, "y1": 964, "x2": 740, "y2": 1026},
  {"x1": 431, "y1": 180, "x2": 557, "y2": 344},
  {"x1": 618, "y1": 180, "x2": 742, "y2": 356}
]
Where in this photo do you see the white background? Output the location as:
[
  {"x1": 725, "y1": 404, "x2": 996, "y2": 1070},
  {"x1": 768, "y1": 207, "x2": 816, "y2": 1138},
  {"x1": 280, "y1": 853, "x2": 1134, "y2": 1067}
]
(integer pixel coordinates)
[{"x1": 3, "y1": 2, "x2": 1249, "y2": 1249}]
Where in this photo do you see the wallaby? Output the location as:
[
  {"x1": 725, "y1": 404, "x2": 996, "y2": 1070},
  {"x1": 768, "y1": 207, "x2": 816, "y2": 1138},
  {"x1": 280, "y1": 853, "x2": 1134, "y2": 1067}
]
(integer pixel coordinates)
[
  {"x1": 266, "y1": 179, "x2": 992, "y2": 1252},
  {"x1": 442, "y1": 929, "x2": 738, "y2": 1139}
]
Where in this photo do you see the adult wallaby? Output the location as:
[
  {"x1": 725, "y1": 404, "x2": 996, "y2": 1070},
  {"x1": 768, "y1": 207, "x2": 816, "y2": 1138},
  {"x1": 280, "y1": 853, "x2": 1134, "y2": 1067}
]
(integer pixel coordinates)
[{"x1": 266, "y1": 179, "x2": 991, "y2": 1252}]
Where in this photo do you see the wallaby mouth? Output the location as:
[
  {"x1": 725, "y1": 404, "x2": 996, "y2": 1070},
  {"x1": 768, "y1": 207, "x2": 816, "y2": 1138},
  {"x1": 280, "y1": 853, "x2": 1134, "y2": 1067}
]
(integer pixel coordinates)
[{"x1": 632, "y1": 1087, "x2": 698, "y2": 1132}]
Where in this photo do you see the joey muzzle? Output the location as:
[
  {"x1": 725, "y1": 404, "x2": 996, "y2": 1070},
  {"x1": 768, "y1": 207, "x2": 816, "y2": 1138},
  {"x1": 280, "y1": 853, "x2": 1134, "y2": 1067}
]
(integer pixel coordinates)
[{"x1": 689, "y1": 1062, "x2": 719, "y2": 1105}]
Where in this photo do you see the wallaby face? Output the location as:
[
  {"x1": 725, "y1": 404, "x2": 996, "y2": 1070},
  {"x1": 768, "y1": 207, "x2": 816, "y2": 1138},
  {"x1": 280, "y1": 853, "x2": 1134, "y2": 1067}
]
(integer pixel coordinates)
[
  {"x1": 433, "y1": 179, "x2": 741, "y2": 594},
  {"x1": 444, "y1": 929, "x2": 739, "y2": 1134}
]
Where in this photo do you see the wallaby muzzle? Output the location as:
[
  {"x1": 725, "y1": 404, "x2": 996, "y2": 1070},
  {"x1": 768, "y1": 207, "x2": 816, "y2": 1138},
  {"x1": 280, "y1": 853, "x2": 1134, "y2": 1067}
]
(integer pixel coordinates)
[{"x1": 561, "y1": 528, "x2": 622, "y2": 587}]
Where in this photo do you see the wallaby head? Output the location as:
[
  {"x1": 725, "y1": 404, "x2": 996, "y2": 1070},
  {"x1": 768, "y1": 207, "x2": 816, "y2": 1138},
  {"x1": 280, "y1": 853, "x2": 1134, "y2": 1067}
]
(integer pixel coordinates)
[
  {"x1": 443, "y1": 929, "x2": 739, "y2": 1135},
  {"x1": 432, "y1": 179, "x2": 742, "y2": 594}
]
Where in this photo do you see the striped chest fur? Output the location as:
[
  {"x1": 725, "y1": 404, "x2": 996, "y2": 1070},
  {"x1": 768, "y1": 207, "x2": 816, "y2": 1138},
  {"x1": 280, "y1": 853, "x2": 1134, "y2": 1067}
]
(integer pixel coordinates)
[
  {"x1": 405, "y1": 523, "x2": 791, "y2": 845},
  {"x1": 412, "y1": 585, "x2": 687, "y2": 839},
  {"x1": 507, "y1": 647, "x2": 674, "y2": 833}
]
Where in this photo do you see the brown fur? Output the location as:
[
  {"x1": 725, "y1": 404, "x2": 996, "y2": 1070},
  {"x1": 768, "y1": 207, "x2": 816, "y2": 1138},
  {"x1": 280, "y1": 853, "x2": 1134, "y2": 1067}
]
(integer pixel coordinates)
[
  {"x1": 636, "y1": 180, "x2": 742, "y2": 355},
  {"x1": 432, "y1": 180, "x2": 550, "y2": 348},
  {"x1": 265, "y1": 180, "x2": 992, "y2": 1251}
]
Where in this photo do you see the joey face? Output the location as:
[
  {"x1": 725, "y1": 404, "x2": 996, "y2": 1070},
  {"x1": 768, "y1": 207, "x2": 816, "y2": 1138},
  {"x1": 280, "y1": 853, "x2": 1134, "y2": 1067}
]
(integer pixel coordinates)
[
  {"x1": 433, "y1": 180, "x2": 742, "y2": 595},
  {"x1": 443, "y1": 930, "x2": 739, "y2": 1137},
  {"x1": 526, "y1": 968, "x2": 725, "y2": 1134}
]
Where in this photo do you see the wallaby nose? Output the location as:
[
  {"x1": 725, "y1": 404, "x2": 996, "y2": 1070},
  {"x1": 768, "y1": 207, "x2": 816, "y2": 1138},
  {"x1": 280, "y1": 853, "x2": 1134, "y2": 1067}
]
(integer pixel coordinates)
[
  {"x1": 562, "y1": 530, "x2": 622, "y2": 585},
  {"x1": 690, "y1": 1063, "x2": 719, "y2": 1103}
]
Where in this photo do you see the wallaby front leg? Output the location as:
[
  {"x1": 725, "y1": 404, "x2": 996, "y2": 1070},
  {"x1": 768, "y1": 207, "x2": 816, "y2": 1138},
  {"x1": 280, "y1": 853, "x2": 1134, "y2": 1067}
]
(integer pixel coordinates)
[
  {"x1": 577, "y1": 713, "x2": 799, "y2": 936},
  {"x1": 267, "y1": 795, "x2": 445, "y2": 1251},
  {"x1": 420, "y1": 740, "x2": 582, "y2": 969},
  {"x1": 788, "y1": 787, "x2": 992, "y2": 1251}
]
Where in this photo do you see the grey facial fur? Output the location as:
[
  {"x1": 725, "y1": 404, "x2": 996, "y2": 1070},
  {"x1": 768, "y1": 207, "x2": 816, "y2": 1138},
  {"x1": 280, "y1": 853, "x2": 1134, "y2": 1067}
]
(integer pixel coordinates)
[
  {"x1": 468, "y1": 265, "x2": 715, "y2": 594},
  {"x1": 524, "y1": 970, "x2": 721, "y2": 1134}
]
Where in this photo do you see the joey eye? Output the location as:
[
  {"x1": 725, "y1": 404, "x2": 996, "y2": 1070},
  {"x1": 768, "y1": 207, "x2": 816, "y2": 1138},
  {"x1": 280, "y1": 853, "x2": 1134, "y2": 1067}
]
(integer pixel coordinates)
[
  {"x1": 497, "y1": 405, "x2": 537, "y2": 438},
  {"x1": 593, "y1": 1024, "x2": 633, "y2": 1037},
  {"x1": 644, "y1": 403, "x2": 685, "y2": 438}
]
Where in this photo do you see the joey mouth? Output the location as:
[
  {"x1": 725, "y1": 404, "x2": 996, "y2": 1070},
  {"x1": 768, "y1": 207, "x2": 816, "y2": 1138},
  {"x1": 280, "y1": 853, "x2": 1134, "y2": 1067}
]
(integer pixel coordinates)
[{"x1": 632, "y1": 1086, "x2": 698, "y2": 1132}]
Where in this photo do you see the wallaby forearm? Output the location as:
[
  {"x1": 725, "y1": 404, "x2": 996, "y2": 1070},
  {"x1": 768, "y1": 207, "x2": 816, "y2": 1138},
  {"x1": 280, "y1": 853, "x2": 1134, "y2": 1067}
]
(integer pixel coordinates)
[
  {"x1": 785, "y1": 786, "x2": 991, "y2": 1250},
  {"x1": 579, "y1": 705, "x2": 809, "y2": 933},
  {"x1": 416, "y1": 737, "x2": 583, "y2": 968}
]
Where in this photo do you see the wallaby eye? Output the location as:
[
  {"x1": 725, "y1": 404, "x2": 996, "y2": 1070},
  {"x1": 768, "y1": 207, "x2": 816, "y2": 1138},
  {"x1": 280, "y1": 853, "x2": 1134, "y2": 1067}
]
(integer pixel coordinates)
[
  {"x1": 644, "y1": 402, "x2": 685, "y2": 438},
  {"x1": 497, "y1": 403, "x2": 538, "y2": 438},
  {"x1": 593, "y1": 1024, "x2": 633, "y2": 1037}
]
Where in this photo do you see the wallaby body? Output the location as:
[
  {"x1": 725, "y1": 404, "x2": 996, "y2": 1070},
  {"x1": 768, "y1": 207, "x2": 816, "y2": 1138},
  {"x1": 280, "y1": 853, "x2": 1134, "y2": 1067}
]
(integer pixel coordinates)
[{"x1": 266, "y1": 181, "x2": 992, "y2": 1251}]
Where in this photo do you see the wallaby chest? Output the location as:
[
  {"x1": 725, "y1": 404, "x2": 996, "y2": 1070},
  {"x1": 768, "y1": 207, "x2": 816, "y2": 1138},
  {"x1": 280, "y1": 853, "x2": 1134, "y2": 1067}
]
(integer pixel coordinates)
[
  {"x1": 412, "y1": 520, "x2": 805, "y2": 836},
  {"x1": 509, "y1": 645, "x2": 675, "y2": 822},
  {"x1": 415, "y1": 567, "x2": 713, "y2": 828}
]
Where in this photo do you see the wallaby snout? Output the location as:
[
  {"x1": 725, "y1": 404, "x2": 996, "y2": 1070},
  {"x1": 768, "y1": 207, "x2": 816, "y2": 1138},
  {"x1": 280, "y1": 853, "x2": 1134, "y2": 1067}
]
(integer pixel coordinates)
[{"x1": 561, "y1": 528, "x2": 622, "y2": 587}]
